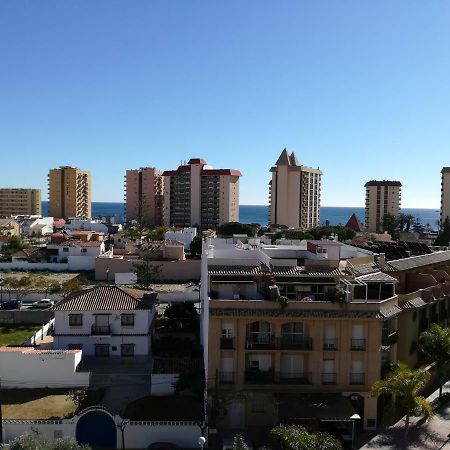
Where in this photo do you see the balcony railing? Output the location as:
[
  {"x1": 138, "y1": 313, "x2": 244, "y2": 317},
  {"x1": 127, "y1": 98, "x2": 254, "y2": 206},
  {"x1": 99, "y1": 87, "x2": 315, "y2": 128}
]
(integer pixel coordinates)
[
  {"x1": 350, "y1": 373, "x2": 365, "y2": 385},
  {"x1": 382, "y1": 329, "x2": 398, "y2": 346},
  {"x1": 220, "y1": 337, "x2": 235, "y2": 350},
  {"x1": 246, "y1": 334, "x2": 276, "y2": 350},
  {"x1": 219, "y1": 372, "x2": 234, "y2": 384},
  {"x1": 322, "y1": 372, "x2": 337, "y2": 385},
  {"x1": 277, "y1": 372, "x2": 312, "y2": 385},
  {"x1": 323, "y1": 338, "x2": 338, "y2": 351},
  {"x1": 278, "y1": 335, "x2": 313, "y2": 350},
  {"x1": 350, "y1": 339, "x2": 366, "y2": 351},
  {"x1": 245, "y1": 369, "x2": 275, "y2": 384},
  {"x1": 91, "y1": 325, "x2": 111, "y2": 335}
]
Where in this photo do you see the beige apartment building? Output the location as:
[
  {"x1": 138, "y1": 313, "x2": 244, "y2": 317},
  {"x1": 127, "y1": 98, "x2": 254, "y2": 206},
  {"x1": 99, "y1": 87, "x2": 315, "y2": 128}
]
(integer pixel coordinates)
[
  {"x1": 162, "y1": 158, "x2": 241, "y2": 229},
  {"x1": 202, "y1": 239, "x2": 399, "y2": 434},
  {"x1": 124, "y1": 167, "x2": 163, "y2": 225},
  {"x1": 48, "y1": 166, "x2": 91, "y2": 219},
  {"x1": 0, "y1": 188, "x2": 41, "y2": 216},
  {"x1": 364, "y1": 180, "x2": 402, "y2": 232},
  {"x1": 441, "y1": 167, "x2": 450, "y2": 225},
  {"x1": 269, "y1": 149, "x2": 322, "y2": 229}
]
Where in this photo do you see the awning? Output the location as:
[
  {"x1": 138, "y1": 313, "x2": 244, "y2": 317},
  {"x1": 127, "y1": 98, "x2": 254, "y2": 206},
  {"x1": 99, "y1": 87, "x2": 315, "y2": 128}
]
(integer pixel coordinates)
[{"x1": 277, "y1": 393, "x2": 357, "y2": 422}]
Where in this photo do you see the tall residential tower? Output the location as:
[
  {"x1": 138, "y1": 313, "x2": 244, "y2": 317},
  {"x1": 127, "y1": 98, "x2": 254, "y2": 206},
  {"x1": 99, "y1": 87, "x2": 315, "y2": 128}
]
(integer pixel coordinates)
[
  {"x1": 364, "y1": 180, "x2": 402, "y2": 233},
  {"x1": 162, "y1": 158, "x2": 241, "y2": 228},
  {"x1": 269, "y1": 149, "x2": 322, "y2": 229},
  {"x1": 124, "y1": 167, "x2": 164, "y2": 225},
  {"x1": 0, "y1": 188, "x2": 41, "y2": 216},
  {"x1": 48, "y1": 166, "x2": 91, "y2": 219},
  {"x1": 441, "y1": 167, "x2": 450, "y2": 225}
]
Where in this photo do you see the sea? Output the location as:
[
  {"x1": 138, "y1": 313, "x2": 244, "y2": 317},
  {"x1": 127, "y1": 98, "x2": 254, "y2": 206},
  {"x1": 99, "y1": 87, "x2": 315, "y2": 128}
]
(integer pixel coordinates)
[{"x1": 41, "y1": 202, "x2": 440, "y2": 230}]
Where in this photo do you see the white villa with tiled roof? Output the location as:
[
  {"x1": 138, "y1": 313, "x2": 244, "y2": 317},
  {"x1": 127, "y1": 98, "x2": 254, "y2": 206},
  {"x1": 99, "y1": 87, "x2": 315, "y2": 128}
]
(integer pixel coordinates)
[{"x1": 54, "y1": 286, "x2": 156, "y2": 357}]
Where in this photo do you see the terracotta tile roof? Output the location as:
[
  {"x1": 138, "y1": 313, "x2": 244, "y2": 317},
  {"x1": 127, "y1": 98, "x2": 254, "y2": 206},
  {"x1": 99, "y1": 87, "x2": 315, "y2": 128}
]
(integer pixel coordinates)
[
  {"x1": 272, "y1": 266, "x2": 342, "y2": 277},
  {"x1": 208, "y1": 265, "x2": 264, "y2": 276},
  {"x1": 401, "y1": 297, "x2": 427, "y2": 309},
  {"x1": 12, "y1": 247, "x2": 42, "y2": 258},
  {"x1": 356, "y1": 272, "x2": 398, "y2": 283},
  {"x1": 384, "y1": 251, "x2": 450, "y2": 272},
  {"x1": 54, "y1": 286, "x2": 156, "y2": 311},
  {"x1": 53, "y1": 240, "x2": 102, "y2": 247}
]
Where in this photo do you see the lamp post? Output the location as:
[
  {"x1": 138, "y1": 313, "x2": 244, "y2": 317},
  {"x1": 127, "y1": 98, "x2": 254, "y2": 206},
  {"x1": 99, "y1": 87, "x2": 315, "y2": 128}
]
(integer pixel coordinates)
[
  {"x1": 350, "y1": 413, "x2": 361, "y2": 449},
  {"x1": 106, "y1": 267, "x2": 110, "y2": 285},
  {"x1": 0, "y1": 276, "x2": 4, "y2": 307},
  {"x1": 198, "y1": 436, "x2": 206, "y2": 450}
]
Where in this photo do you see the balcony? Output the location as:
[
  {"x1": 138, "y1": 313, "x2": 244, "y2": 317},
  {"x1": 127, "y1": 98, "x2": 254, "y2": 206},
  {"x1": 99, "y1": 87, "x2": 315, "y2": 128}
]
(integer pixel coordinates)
[
  {"x1": 219, "y1": 372, "x2": 235, "y2": 384},
  {"x1": 246, "y1": 334, "x2": 276, "y2": 350},
  {"x1": 323, "y1": 338, "x2": 338, "y2": 351},
  {"x1": 382, "y1": 329, "x2": 398, "y2": 346},
  {"x1": 322, "y1": 373, "x2": 337, "y2": 385},
  {"x1": 277, "y1": 372, "x2": 312, "y2": 385},
  {"x1": 278, "y1": 335, "x2": 313, "y2": 350},
  {"x1": 220, "y1": 337, "x2": 235, "y2": 350},
  {"x1": 350, "y1": 373, "x2": 365, "y2": 385},
  {"x1": 91, "y1": 325, "x2": 111, "y2": 336},
  {"x1": 350, "y1": 339, "x2": 366, "y2": 351},
  {"x1": 245, "y1": 369, "x2": 275, "y2": 384}
]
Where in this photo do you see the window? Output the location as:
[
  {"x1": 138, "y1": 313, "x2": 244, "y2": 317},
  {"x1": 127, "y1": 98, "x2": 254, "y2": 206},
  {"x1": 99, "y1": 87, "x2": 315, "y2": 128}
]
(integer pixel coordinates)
[
  {"x1": 121, "y1": 344, "x2": 135, "y2": 356},
  {"x1": 251, "y1": 397, "x2": 265, "y2": 413},
  {"x1": 81, "y1": 248, "x2": 87, "y2": 253},
  {"x1": 121, "y1": 314, "x2": 135, "y2": 326},
  {"x1": 69, "y1": 314, "x2": 83, "y2": 326},
  {"x1": 68, "y1": 344, "x2": 83, "y2": 350},
  {"x1": 63, "y1": 247, "x2": 69, "y2": 252}
]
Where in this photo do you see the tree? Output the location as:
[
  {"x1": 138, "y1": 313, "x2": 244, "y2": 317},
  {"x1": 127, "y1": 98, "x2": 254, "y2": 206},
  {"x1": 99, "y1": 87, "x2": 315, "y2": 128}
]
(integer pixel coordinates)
[
  {"x1": 268, "y1": 424, "x2": 342, "y2": 450},
  {"x1": 164, "y1": 301, "x2": 199, "y2": 331},
  {"x1": 145, "y1": 226, "x2": 169, "y2": 241},
  {"x1": 3, "y1": 435, "x2": 90, "y2": 450},
  {"x1": 189, "y1": 235, "x2": 203, "y2": 257},
  {"x1": 61, "y1": 279, "x2": 83, "y2": 298},
  {"x1": 133, "y1": 251, "x2": 161, "y2": 289},
  {"x1": 371, "y1": 363, "x2": 433, "y2": 443},
  {"x1": 419, "y1": 324, "x2": 450, "y2": 398},
  {"x1": 217, "y1": 222, "x2": 255, "y2": 237},
  {"x1": 232, "y1": 435, "x2": 249, "y2": 450},
  {"x1": 381, "y1": 213, "x2": 399, "y2": 238},
  {"x1": 435, "y1": 216, "x2": 450, "y2": 246}
]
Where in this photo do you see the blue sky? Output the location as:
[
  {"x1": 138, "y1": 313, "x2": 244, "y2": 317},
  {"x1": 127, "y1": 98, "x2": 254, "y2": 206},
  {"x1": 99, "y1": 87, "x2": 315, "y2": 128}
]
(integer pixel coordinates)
[{"x1": 0, "y1": 1, "x2": 449, "y2": 207}]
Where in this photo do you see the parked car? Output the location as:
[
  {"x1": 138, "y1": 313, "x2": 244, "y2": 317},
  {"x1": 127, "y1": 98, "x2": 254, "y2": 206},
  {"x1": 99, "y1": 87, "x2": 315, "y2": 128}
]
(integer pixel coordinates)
[
  {"x1": 31, "y1": 299, "x2": 55, "y2": 309},
  {"x1": 147, "y1": 443, "x2": 179, "y2": 450},
  {"x1": 0, "y1": 299, "x2": 21, "y2": 310}
]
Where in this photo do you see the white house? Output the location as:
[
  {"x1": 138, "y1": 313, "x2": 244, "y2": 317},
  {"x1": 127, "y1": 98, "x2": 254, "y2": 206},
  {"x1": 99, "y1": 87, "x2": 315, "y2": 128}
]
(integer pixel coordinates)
[
  {"x1": 20, "y1": 217, "x2": 54, "y2": 236},
  {"x1": 164, "y1": 227, "x2": 197, "y2": 250},
  {"x1": 0, "y1": 347, "x2": 89, "y2": 388},
  {"x1": 54, "y1": 286, "x2": 156, "y2": 357},
  {"x1": 66, "y1": 218, "x2": 109, "y2": 234},
  {"x1": 47, "y1": 239, "x2": 106, "y2": 270}
]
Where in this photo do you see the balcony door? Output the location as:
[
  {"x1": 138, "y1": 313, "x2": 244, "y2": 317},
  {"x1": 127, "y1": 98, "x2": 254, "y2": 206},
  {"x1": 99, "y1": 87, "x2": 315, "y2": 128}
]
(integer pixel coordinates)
[
  {"x1": 95, "y1": 344, "x2": 110, "y2": 357},
  {"x1": 95, "y1": 314, "x2": 109, "y2": 327},
  {"x1": 247, "y1": 321, "x2": 271, "y2": 344},
  {"x1": 281, "y1": 355, "x2": 304, "y2": 379}
]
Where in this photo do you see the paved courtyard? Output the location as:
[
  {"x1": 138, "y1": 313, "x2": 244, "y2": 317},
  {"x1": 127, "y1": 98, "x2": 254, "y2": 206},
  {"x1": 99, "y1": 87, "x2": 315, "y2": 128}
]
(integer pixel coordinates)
[{"x1": 361, "y1": 382, "x2": 450, "y2": 449}]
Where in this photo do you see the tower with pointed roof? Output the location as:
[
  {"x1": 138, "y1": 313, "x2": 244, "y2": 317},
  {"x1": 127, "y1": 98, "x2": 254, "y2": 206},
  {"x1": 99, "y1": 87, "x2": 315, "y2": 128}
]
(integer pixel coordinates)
[{"x1": 269, "y1": 149, "x2": 322, "y2": 228}]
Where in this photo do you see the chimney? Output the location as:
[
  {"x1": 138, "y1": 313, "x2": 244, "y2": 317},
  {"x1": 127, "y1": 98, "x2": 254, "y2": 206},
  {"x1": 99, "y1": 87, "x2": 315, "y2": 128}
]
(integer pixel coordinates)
[{"x1": 378, "y1": 253, "x2": 386, "y2": 269}]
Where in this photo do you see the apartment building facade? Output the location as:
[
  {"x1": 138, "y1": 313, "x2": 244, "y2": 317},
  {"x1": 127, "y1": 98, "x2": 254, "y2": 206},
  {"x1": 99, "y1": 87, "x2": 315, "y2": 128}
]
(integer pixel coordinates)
[
  {"x1": 48, "y1": 166, "x2": 91, "y2": 219},
  {"x1": 269, "y1": 149, "x2": 322, "y2": 229},
  {"x1": 364, "y1": 180, "x2": 402, "y2": 232},
  {"x1": 0, "y1": 188, "x2": 41, "y2": 216},
  {"x1": 125, "y1": 167, "x2": 163, "y2": 225},
  {"x1": 441, "y1": 167, "x2": 450, "y2": 225},
  {"x1": 201, "y1": 239, "x2": 399, "y2": 433},
  {"x1": 163, "y1": 158, "x2": 241, "y2": 228}
]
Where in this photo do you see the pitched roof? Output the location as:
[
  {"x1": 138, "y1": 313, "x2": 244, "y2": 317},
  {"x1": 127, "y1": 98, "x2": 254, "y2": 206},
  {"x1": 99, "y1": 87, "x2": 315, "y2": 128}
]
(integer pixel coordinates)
[
  {"x1": 385, "y1": 250, "x2": 450, "y2": 272},
  {"x1": 54, "y1": 286, "x2": 156, "y2": 311},
  {"x1": 356, "y1": 272, "x2": 398, "y2": 283},
  {"x1": 275, "y1": 148, "x2": 291, "y2": 166},
  {"x1": 345, "y1": 213, "x2": 365, "y2": 233}
]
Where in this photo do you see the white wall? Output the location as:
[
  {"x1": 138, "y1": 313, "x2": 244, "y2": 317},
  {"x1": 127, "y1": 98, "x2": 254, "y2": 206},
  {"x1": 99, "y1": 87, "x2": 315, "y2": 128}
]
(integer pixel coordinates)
[
  {"x1": 115, "y1": 273, "x2": 137, "y2": 285},
  {"x1": 0, "y1": 262, "x2": 69, "y2": 271},
  {"x1": 0, "y1": 349, "x2": 89, "y2": 388},
  {"x1": 164, "y1": 227, "x2": 197, "y2": 250}
]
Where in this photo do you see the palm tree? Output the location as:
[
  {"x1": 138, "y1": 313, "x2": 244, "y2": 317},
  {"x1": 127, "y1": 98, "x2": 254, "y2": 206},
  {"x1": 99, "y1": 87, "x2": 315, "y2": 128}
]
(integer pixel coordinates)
[
  {"x1": 419, "y1": 324, "x2": 450, "y2": 398},
  {"x1": 371, "y1": 363, "x2": 433, "y2": 443}
]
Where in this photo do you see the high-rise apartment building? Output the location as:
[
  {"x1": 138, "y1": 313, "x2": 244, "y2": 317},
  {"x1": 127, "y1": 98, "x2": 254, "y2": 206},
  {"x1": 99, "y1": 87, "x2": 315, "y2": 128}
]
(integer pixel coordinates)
[
  {"x1": 162, "y1": 158, "x2": 241, "y2": 228},
  {"x1": 269, "y1": 149, "x2": 322, "y2": 229},
  {"x1": 48, "y1": 166, "x2": 91, "y2": 219},
  {"x1": 364, "y1": 180, "x2": 402, "y2": 232},
  {"x1": 124, "y1": 167, "x2": 164, "y2": 225},
  {"x1": 0, "y1": 188, "x2": 41, "y2": 216},
  {"x1": 441, "y1": 167, "x2": 450, "y2": 225}
]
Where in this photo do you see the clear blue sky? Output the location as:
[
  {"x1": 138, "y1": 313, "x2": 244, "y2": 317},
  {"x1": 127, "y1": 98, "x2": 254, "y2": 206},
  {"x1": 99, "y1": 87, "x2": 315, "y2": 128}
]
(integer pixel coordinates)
[{"x1": 1, "y1": 1, "x2": 449, "y2": 207}]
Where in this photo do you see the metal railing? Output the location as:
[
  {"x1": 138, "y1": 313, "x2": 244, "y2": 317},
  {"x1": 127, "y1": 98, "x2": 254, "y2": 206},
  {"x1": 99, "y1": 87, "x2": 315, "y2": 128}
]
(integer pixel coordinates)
[
  {"x1": 246, "y1": 334, "x2": 276, "y2": 349},
  {"x1": 220, "y1": 337, "x2": 235, "y2": 349},
  {"x1": 91, "y1": 324, "x2": 111, "y2": 335},
  {"x1": 277, "y1": 372, "x2": 312, "y2": 385},
  {"x1": 350, "y1": 339, "x2": 366, "y2": 351},
  {"x1": 323, "y1": 338, "x2": 338, "y2": 350},
  {"x1": 350, "y1": 373, "x2": 365, "y2": 385},
  {"x1": 321, "y1": 372, "x2": 337, "y2": 385},
  {"x1": 245, "y1": 369, "x2": 275, "y2": 384},
  {"x1": 278, "y1": 335, "x2": 313, "y2": 350}
]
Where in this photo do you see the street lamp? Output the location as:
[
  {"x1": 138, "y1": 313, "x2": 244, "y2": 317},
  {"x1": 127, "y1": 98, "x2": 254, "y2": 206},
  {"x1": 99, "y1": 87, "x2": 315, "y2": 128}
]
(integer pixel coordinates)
[
  {"x1": 106, "y1": 267, "x2": 110, "y2": 285},
  {"x1": 198, "y1": 436, "x2": 206, "y2": 450},
  {"x1": 350, "y1": 413, "x2": 361, "y2": 449}
]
